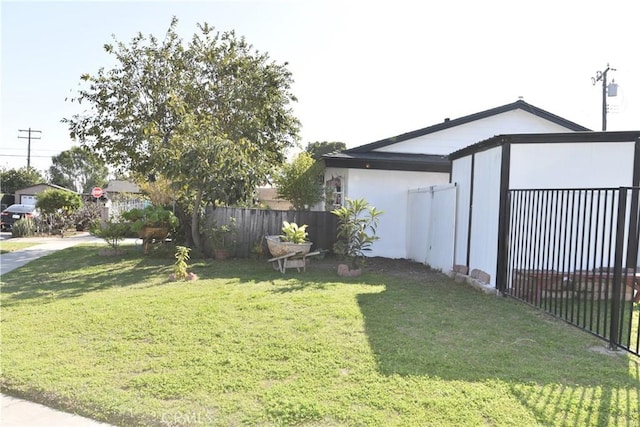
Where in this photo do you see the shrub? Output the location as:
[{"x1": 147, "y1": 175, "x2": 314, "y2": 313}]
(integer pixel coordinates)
[
  {"x1": 332, "y1": 198, "x2": 383, "y2": 268},
  {"x1": 73, "y1": 202, "x2": 102, "y2": 231},
  {"x1": 202, "y1": 217, "x2": 237, "y2": 251},
  {"x1": 121, "y1": 205, "x2": 178, "y2": 232},
  {"x1": 89, "y1": 220, "x2": 130, "y2": 251},
  {"x1": 11, "y1": 217, "x2": 36, "y2": 237},
  {"x1": 35, "y1": 189, "x2": 83, "y2": 235},
  {"x1": 36, "y1": 189, "x2": 82, "y2": 215},
  {"x1": 36, "y1": 212, "x2": 75, "y2": 236}
]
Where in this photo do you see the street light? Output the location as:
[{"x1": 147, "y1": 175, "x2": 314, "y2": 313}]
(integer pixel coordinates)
[{"x1": 591, "y1": 63, "x2": 618, "y2": 131}]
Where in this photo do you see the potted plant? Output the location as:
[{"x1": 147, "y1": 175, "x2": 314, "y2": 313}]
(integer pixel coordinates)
[
  {"x1": 265, "y1": 221, "x2": 312, "y2": 257},
  {"x1": 121, "y1": 205, "x2": 178, "y2": 253},
  {"x1": 204, "y1": 217, "x2": 237, "y2": 260},
  {"x1": 331, "y1": 198, "x2": 383, "y2": 276}
]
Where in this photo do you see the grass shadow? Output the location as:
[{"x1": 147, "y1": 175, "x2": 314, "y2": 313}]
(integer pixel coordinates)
[
  {"x1": 0, "y1": 246, "x2": 172, "y2": 306},
  {"x1": 357, "y1": 274, "x2": 639, "y2": 425}
]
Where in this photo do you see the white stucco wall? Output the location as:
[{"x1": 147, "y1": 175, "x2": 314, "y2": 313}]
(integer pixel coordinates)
[
  {"x1": 331, "y1": 168, "x2": 450, "y2": 259},
  {"x1": 375, "y1": 110, "x2": 575, "y2": 156}
]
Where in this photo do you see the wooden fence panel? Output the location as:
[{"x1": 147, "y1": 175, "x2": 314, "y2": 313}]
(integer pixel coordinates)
[{"x1": 204, "y1": 207, "x2": 338, "y2": 258}]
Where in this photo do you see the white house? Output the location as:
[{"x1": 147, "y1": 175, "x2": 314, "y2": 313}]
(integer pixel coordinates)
[{"x1": 323, "y1": 99, "x2": 590, "y2": 260}]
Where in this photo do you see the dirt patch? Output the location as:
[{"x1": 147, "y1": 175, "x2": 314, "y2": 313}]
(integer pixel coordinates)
[
  {"x1": 309, "y1": 256, "x2": 441, "y2": 280},
  {"x1": 588, "y1": 346, "x2": 625, "y2": 357}
]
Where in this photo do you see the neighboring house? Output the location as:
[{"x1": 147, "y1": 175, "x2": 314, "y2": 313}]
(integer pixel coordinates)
[
  {"x1": 256, "y1": 187, "x2": 293, "y2": 210},
  {"x1": 103, "y1": 180, "x2": 142, "y2": 197},
  {"x1": 448, "y1": 130, "x2": 640, "y2": 289},
  {"x1": 102, "y1": 180, "x2": 148, "y2": 220},
  {"x1": 322, "y1": 99, "x2": 590, "y2": 259},
  {"x1": 14, "y1": 183, "x2": 76, "y2": 206}
]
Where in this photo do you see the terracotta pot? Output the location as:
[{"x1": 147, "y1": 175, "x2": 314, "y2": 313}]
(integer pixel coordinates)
[
  {"x1": 337, "y1": 264, "x2": 362, "y2": 277},
  {"x1": 214, "y1": 249, "x2": 230, "y2": 260}
]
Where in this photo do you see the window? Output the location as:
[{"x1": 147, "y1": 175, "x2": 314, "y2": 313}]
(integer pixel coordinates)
[{"x1": 326, "y1": 176, "x2": 343, "y2": 209}]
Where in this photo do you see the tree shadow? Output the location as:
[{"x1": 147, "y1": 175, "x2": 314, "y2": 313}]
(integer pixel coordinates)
[
  {"x1": 0, "y1": 246, "x2": 171, "y2": 306},
  {"x1": 357, "y1": 277, "x2": 639, "y2": 425}
]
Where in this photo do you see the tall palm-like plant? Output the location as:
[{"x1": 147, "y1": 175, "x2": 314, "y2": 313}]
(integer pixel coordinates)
[{"x1": 331, "y1": 198, "x2": 383, "y2": 269}]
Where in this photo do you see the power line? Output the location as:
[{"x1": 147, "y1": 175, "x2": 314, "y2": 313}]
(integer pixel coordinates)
[
  {"x1": 18, "y1": 128, "x2": 42, "y2": 168},
  {"x1": 0, "y1": 147, "x2": 64, "y2": 153},
  {"x1": 0, "y1": 154, "x2": 52, "y2": 158}
]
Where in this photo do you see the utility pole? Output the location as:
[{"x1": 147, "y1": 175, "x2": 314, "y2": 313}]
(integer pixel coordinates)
[
  {"x1": 591, "y1": 64, "x2": 618, "y2": 131},
  {"x1": 18, "y1": 128, "x2": 42, "y2": 168}
]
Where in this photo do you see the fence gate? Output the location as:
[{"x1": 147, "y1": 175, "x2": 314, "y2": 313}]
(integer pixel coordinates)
[
  {"x1": 503, "y1": 187, "x2": 640, "y2": 356},
  {"x1": 406, "y1": 184, "x2": 456, "y2": 271}
]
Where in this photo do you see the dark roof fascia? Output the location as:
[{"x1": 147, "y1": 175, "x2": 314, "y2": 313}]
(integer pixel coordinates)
[
  {"x1": 323, "y1": 152, "x2": 450, "y2": 173},
  {"x1": 347, "y1": 100, "x2": 591, "y2": 154},
  {"x1": 448, "y1": 131, "x2": 640, "y2": 160}
]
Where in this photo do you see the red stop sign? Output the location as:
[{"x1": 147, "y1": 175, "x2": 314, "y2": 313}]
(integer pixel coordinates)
[{"x1": 91, "y1": 187, "x2": 103, "y2": 198}]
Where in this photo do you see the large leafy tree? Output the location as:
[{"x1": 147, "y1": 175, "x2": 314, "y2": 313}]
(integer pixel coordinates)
[
  {"x1": 0, "y1": 166, "x2": 43, "y2": 194},
  {"x1": 64, "y1": 18, "x2": 299, "y2": 249},
  {"x1": 305, "y1": 141, "x2": 346, "y2": 159},
  {"x1": 273, "y1": 151, "x2": 324, "y2": 211},
  {"x1": 48, "y1": 146, "x2": 109, "y2": 193}
]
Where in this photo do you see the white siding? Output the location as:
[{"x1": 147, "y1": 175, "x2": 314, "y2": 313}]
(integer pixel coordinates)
[
  {"x1": 375, "y1": 110, "x2": 574, "y2": 156},
  {"x1": 510, "y1": 141, "x2": 636, "y2": 189}
]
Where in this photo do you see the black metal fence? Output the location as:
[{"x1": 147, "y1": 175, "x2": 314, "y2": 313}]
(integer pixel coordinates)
[{"x1": 504, "y1": 187, "x2": 640, "y2": 356}]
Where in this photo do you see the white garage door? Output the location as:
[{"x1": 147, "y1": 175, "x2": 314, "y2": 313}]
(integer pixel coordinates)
[{"x1": 20, "y1": 195, "x2": 37, "y2": 206}]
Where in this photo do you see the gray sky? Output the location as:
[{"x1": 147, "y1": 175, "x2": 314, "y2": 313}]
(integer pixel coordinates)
[{"x1": 2, "y1": 0, "x2": 638, "y2": 172}]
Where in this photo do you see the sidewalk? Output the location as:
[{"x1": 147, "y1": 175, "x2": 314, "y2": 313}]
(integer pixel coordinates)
[{"x1": 1, "y1": 233, "x2": 115, "y2": 426}]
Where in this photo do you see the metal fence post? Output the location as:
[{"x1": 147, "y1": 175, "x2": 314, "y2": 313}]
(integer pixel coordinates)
[{"x1": 609, "y1": 187, "x2": 627, "y2": 350}]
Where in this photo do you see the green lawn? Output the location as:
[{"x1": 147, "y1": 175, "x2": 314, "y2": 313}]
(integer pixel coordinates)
[
  {"x1": 0, "y1": 241, "x2": 40, "y2": 253},
  {"x1": 1, "y1": 246, "x2": 638, "y2": 426}
]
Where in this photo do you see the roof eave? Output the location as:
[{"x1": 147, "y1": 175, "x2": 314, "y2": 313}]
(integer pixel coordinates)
[
  {"x1": 448, "y1": 130, "x2": 640, "y2": 160},
  {"x1": 347, "y1": 100, "x2": 591, "y2": 154},
  {"x1": 324, "y1": 156, "x2": 451, "y2": 173}
]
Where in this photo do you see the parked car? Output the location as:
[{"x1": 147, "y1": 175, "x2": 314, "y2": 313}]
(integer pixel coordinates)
[{"x1": 0, "y1": 204, "x2": 38, "y2": 231}]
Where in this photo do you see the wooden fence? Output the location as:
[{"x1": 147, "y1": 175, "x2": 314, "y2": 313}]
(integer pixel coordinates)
[{"x1": 204, "y1": 206, "x2": 338, "y2": 258}]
